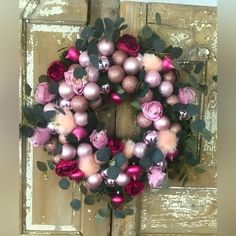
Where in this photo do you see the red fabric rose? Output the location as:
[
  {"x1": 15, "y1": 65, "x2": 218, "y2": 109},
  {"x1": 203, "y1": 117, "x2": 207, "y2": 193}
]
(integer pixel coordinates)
[
  {"x1": 47, "y1": 60, "x2": 66, "y2": 82},
  {"x1": 124, "y1": 180, "x2": 144, "y2": 196},
  {"x1": 108, "y1": 138, "x2": 124, "y2": 155},
  {"x1": 117, "y1": 34, "x2": 140, "y2": 57},
  {"x1": 55, "y1": 159, "x2": 78, "y2": 177}
]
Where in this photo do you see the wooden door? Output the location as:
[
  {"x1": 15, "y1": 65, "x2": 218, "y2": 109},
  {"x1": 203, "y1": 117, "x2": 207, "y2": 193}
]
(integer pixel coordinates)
[{"x1": 111, "y1": 1, "x2": 217, "y2": 235}]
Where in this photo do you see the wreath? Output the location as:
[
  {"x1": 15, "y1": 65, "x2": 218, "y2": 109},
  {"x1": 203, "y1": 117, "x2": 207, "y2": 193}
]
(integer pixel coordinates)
[{"x1": 20, "y1": 17, "x2": 212, "y2": 219}]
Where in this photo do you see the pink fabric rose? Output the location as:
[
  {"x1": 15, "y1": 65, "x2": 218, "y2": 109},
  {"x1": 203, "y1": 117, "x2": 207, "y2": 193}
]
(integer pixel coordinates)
[
  {"x1": 72, "y1": 126, "x2": 88, "y2": 141},
  {"x1": 64, "y1": 68, "x2": 87, "y2": 95},
  {"x1": 89, "y1": 129, "x2": 108, "y2": 149},
  {"x1": 35, "y1": 82, "x2": 56, "y2": 105},
  {"x1": 147, "y1": 165, "x2": 166, "y2": 188},
  {"x1": 47, "y1": 60, "x2": 66, "y2": 82},
  {"x1": 141, "y1": 101, "x2": 163, "y2": 121},
  {"x1": 29, "y1": 127, "x2": 51, "y2": 147},
  {"x1": 178, "y1": 86, "x2": 196, "y2": 104}
]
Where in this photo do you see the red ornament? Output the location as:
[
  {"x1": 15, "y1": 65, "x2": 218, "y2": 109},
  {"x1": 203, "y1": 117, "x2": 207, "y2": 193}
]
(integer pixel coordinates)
[
  {"x1": 108, "y1": 138, "x2": 124, "y2": 155},
  {"x1": 110, "y1": 92, "x2": 122, "y2": 105},
  {"x1": 111, "y1": 194, "x2": 125, "y2": 207},
  {"x1": 124, "y1": 180, "x2": 144, "y2": 196},
  {"x1": 126, "y1": 164, "x2": 142, "y2": 180},
  {"x1": 69, "y1": 169, "x2": 85, "y2": 182}
]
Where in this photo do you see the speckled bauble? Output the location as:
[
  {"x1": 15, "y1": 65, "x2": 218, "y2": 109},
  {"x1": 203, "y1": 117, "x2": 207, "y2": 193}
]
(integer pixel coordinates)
[
  {"x1": 170, "y1": 123, "x2": 182, "y2": 134},
  {"x1": 79, "y1": 51, "x2": 91, "y2": 67},
  {"x1": 85, "y1": 65, "x2": 99, "y2": 82},
  {"x1": 123, "y1": 57, "x2": 140, "y2": 75},
  {"x1": 86, "y1": 173, "x2": 103, "y2": 190},
  {"x1": 163, "y1": 71, "x2": 176, "y2": 83},
  {"x1": 116, "y1": 173, "x2": 131, "y2": 186},
  {"x1": 143, "y1": 130, "x2": 158, "y2": 145},
  {"x1": 138, "y1": 89, "x2": 153, "y2": 104},
  {"x1": 61, "y1": 144, "x2": 77, "y2": 160},
  {"x1": 166, "y1": 95, "x2": 179, "y2": 106},
  {"x1": 74, "y1": 112, "x2": 88, "y2": 126},
  {"x1": 77, "y1": 143, "x2": 93, "y2": 158},
  {"x1": 108, "y1": 65, "x2": 125, "y2": 83},
  {"x1": 58, "y1": 82, "x2": 75, "y2": 100},
  {"x1": 98, "y1": 56, "x2": 110, "y2": 71},
  {"x1": 159, "y1": 81, "x2": 174, "y2": 97},
  {"x1": 144, "y1": 70, "x2": 161, "y2": 88},
  {"x1": 89, "y1": 96, "x2": 103, "y2": 109},
  {"x1": 83, "y1": 82, "x2": 100, "y2": 100},
  {"x1": 97, "y1": 39, "x2": 115, "y2": 56},
  {"x1": 71, "y1": 95, "x2": 89, "y2": 112},
  {"x1": 136, "y1": 112, "x2": 152, "y2": 128},
  {"x1": 153, "y1": 116, "x2": 170, "y2": 131},
  {"x1": 59, "y1": 99, "x2": 71, "y2": 110},
  {"x1": 134, "y1": 142, "x2": 147, "y2": 158},
  {"x1": 111, "y1": 194, "x2": 125, "y2": 207},
  {"x1": 122, "y1": 75, "x2": 138, "y2": 94},
  {"x1": 112, "y1": 50, "x2": 128, "y2": 65}
]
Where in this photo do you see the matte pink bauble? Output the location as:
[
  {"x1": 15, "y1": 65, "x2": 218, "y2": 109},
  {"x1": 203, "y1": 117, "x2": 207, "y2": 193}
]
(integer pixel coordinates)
[
  {"x1": 53, "y1": 155, "x2": 61, "y2": 164},
  {"x1": 83, "y1": 82, "x2": 100, "y2": 100},
  {"x1": 126, "y1": 164, "x2": 142, "y2": 180},
  {"x1": 43, "y1": 102, "x2": 57, "y2": 112},
  {"x1": 144, "y1": 130, "x2": 158, "y2": 145},
  {"x1": 58, "y1": 82, "x2": 75, "y2": 100},
  {"x1": 85, "y1": 65, "x2": 99, "y2": 82},
  {"x1": 74, "y1": 112, "x2": 88, "y2": 126},
  {"x1": 154, "y1": 116, "x2": 170, "y2": 131},
  {"x1": 71, "y1": 95, "x2": 89, "y2": 112},
  {"x1": 122, "y1": 75, "x2": 138, "y2": 94},
  {"x1": 61, "y1": 144, "x2": 77, "y2": 160},
  {"x1": 89, "y1": 96, "x2": 103, "y2": 109},
  {"x1": 112, "y1": 50, "x2": 128, "y2": 65},
  {"x1": 108, "y1": 65, "x2": 125, "y2": 83},
  {"x1": 79, "y1": 51, "x2": 91, "y2": 67},
  {"x1": 116, "y1": 173, "x2": 131, "y2": 186},
  {"x1": 98, "y1": 56, "x2": 110, "y2": 71},
  {"x1": 144, "y1": 70, "x2": 161, "y2": 88},
  {"x1": 166, "y1": 95, "x2": 179, "y2": 106},
  {"x1": 158, "y1": 81, "x2": 174, "y2": 97},
  {"x1": 170, "y1": 123, "x2": 182, "y2": 134},
  {"x1": 86, "y1": 173, "x2": 103, "y2": 190},
  {"x1": 69, "y1": 169, "x2": 85, "y2": 182},
  {"x1": 77, "y1": 143, "x2": 93, "y2": 158},
  {"x1": 166, "y1": 149, "x2": 179, "y2": 161},
  {"x1": 136, "y1": 112, "x2": 152, "y2": 128},
  {"x1": 163, "y1": 71, "x2": 176, "y2": 83},
  {"x1": 98, "y1": 39, "x2": 115, "y2": 56},
  {"x1": 58, "y1": 134, "x2": 68, "y2": 144},
  {"x1": 123, "y1": 57, "x2": 140, "y2": 75},
  {"x1": 134, "y1": 142, "x2": 147, "y2": 158},
  {"x1": 59, "y1": 99, "x2": 71, "y2": 110},
  {"x1": 111, "y1": 194, "x2": 125, "y2": 207},
  {"x1": 138, "y1": 89, "x2": 154, "y2": 104}
]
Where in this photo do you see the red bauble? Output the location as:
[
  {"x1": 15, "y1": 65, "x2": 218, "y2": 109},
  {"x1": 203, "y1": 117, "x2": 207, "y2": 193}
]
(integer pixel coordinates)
[
  {"x1": 126, "y1": 164, "x2": 142, "y2": 180},
  {"x1": 111, "y1": 194, "x2": 125, "y2": 207}
]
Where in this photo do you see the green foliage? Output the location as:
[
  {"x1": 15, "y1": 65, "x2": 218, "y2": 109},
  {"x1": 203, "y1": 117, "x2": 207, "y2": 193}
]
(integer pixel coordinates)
[
  {"x1": 25, "y1": 83, "x2": 32, "y2": 97},
  {"x1": 142, "y1": 24, "x2": 153, "y2": 39},
  {"x1": 155, "y1": 12, "x2": 161, "y2": 25},
  {"x1": 96, "y1": 147, "x2": 111, "y2": 162},
  {"x1": 84, "y1": 195, "x2": 95, "y2": 205},
  {"x1": 70, "y1": 199, "x2": 81, "y2": 211},
  {"x1": 38, "y1": 75, "x2": 48, "y2": 83},
  {"x1": 47, "y1": 160, "x2": 55, "y2": 170},
  {"x1": 194, "y1": 62, "x2": 205, "y2": 74},
  {"x1": 80, "y1": 184, "x2": 88, "y2": 195},
  {"x1": 58, "y1": 178, "x2": 70, "y2": 190},
  {"x1": 98, "y1": 208, "x2": 111, "y2": 217},
  {"x1": 107, "y1": 166, "x2": 120, "y2": 180},
  {"x1": 114, "y1": 152, "x2": 126, "y2": 167},
  {"x1": 73, "y1": 67, "x2": 87, "y2": 79},
  {"x1": 36, "y1": 161, "x2": 48, "y2": 172},
  {"x1": 20, "y1": 125, "x2": 34, "y2": 138},
  {"x1": 191, "y1": 119, "x2": 206, "y2": 132},
  {"x1": 48, "y1": 79, "x2": 59, "y2": 94}
]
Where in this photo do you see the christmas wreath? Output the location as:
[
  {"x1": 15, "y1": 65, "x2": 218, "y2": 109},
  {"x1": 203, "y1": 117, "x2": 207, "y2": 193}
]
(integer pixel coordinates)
[{"x1": 20, "y1": 17, "x2": 212, "y2": 219}]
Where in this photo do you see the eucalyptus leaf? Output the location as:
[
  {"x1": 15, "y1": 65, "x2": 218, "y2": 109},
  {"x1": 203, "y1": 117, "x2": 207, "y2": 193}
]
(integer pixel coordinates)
[
  {"x1": 194, "y1": 62, "x2": 205, "y2": 74},
  {"x1": 142, "y1": 24, "x2": 153, "y2": 39},
  {"x1": 58, "y1": 178, "x2": 70, "y2": 190},
  {"x1": 155, "y1": 12, "x2": 161, "y2": 25},
  {"x1": 151, "y1": 148, "x2": 164, "y2": 163},
  {"x1": 36, "y1": 161, "x2": 48, "y2": 172},
  {"x1": 191, "y1": 119, "x2": 206, "y2": 132},
  {"x1": 152, "y1": 38, "x2": 165, "y2": 53},
  {"x1": 201, "y1": 128, "x2": 212, "y2": 141},
  {"x1": 48, "y1": 79, "x2": 59, "y2": 94},
  {"x1": 98, "y1": 208, "x2": 111, "y2": 217},
  {"x1": 73, "y1": 67, "x2": 87, "y2": 79},
  {"x1": 96, "y1": 121, "x2": 105, "y2": 132},
  {"x1": 169, "y1": 47, "x2": 183, "y2": 58},
  {"x1": 70, "y1": 199, "x2": 81, "y2": 211},
  {"x1": 194, "y1": 166, "x2": 206, "y2": 173},
  {"x1": 80, "y1": 184, "x2": 87, "y2": 195},
  {"x1": 80, "y1": 26, "x2": 93, "y2": 40},
  {"x1": 186, "y1": 104, "x2": 200, "y2": 116},
  {"x1": 107, "y1": 166, "x2": 120, "y2": 180},
  {"x1": 114, "y1": 17, "x2": 125, "y2": 28},
  {"x1": 114, "y1": 210, "x2": 126, "y2": 219},
  {"x1": 96, "y1": 147, "x2": 111, "y2": 162},
  {"x1": 131, "y1": 100, "x2": 140, "y2": 110},
  {"x1": 84, "y1": 195, "x2": 95, "y2": 205},
  {"x1": 94, "y1": 18, "x2": 104, "y2": 34},
  {"x1": 25, "y1": 83, "x2": 32, "y2": 96},
  {"x1": 139, "y1": 156, "x2": 153, "y2": 170},
  {"x1": 87, "y1": 42, "x2": 99, "y2": 56},
  {"x1": 123, "y1": 208, "x2": 134, "y2": 216},
  {"x1": 75, "y1": 38, "x2": 83, "y2": 50},
  {"x1": 120, "y1": 24, "x2": 128, "y2": 31},
  {"x1": 47, "y1": 160, "x2": 55, "y2": 170},
  {"x1": 20, "y1": 125, "x2": 34, "y2": 138},
  {"x1": 114, "y1": 152, "x2": 126, "y2": 167},
  {"x1": 38, "y1": 75, "x2": 48, "y2": 83},
  {"x1": 44, "y1": 110, "x2": 56, "y2": 122},
  {"x1": 90, "y1": 55, "x2": 100, "y2": 69}
]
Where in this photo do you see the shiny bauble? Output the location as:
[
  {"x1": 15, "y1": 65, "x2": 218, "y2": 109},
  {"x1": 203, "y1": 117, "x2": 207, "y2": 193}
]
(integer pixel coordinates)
[
  {"x1": 45, "y1": 137, "x2": 57, "y2": 154},
  {"x1": 59, "y1": 99, "x2": 71, "y2": 110},
  {"x1": 153, "y1": 116, "x2": 170, "y2": 131},
  {"x1": 79, "y1": 51, "x2": 91, "y2": 67},
  {"x1": 166, "y1": 95, "x2": 179, "y2": 106},
  {"x1": 134, "y1": 142, "x2": 147, "y2": 158},
  {"x1": 105, "y1": 179, "x2": 117, "y2": 188},
  {"x1": 158, "y1": 81, "x2": 174, "y2": 97},
  {"x1": 163, "y1": 71, "x2": 176, "y2": 83},
  {"x1": 111, "y1": 194, "x2": 125, "y2": 207},
  {"x1": 89, "y1": 96, "x2": 103, "y2": 109},
  {"x1": 58, "y1": 82, "x2": 75, "y2": 100},
  {"x1": 69, "y1": 169, "x2": 85, "y2": 182},
  {"x1": 97, "y1": 39, "x2": 115, "y2": 56},
  {"x1": 116, "y1": 173, "x2": 131, "y2": 186},
  {"x1": 143, "y1": 130, "x2": 158, "y2": 145},
  {"x1": 71, "y1": 95, "x2": 89, "y2": 112},
  {"x1": 61, "y1": 144, "x2": 77, "y2": 160},
  {"x1": 53, "y1": 155, "x2": 61, "y2": 164},
  {"x1": 144, "y1": 70, "x2": 161, "y2": 88},
  {"x1": 166, "y1": 149, "x2": 179, "y2": 161},
  {"x1": 100, "y1": 84, "x2": 111, "y2": 95},
  {"x1": 98, "y1": 56, "x2": 110, "y2": 71},
  {"x1": 85, "y1": 65, "x2": 99, "y2": 82},
  {"x1": 126, "y1": 164, "x2": 142, "y2": 180},
  {"x1": 108, "y1": 65, "x2": 125, "y2": 83},
  {"x1": 110, "y1": 92, "x2": 122, "y2": 105},
  {"x1": 112, "y1": 50, "x2": 128, "y2": 65},
  {"x1": 77, "y1": 143, "x2": 93, "y2": 158},
  {"x1": 58, "y1": 134, "x2": 68, "y2": 144},
  {"x1": 86, "y1": 173, "x2": 103, "y2": 190},
  {"x1": 122, "y1": 75, "x2": 138, "y2": 94},
  {"x1": 74, "y1": 112, "x2": 88, "y2": 126},
  {"x1": 83, "y1": 82, "x2": 100, "y2": 100},
  {"x1": 123, "y1": 57, "x2": 140, "y2": 75}
]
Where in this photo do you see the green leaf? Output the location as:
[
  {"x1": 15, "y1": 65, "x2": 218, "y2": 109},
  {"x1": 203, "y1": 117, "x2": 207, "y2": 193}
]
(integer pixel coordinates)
[
  {"x1": 151, "y1": 148, "x2": 164, "y2": 163},
  {"x1": 212, "y1": 75, "x2": 217, "y2": 82},
  {"x1": 152, "y1": 38, "x2": 165, "y2": 53},
  {"x1": 104, "y1": 18, "x2": 114, "y2": 32},
  {"x1": 80, "y1": 184, "x2": 87, "y2": 195},
  {"x1": 120, "y1": 24, "x2": 128, "y2": 31},
  {"x1": 38, "y1": 75, "x2": 48, "y2": 83},
  {"x1": 131, "y1": 100, "x2": 140, "y2": 110},
  {"x1": 36, "y1": 161, "x2": 48, "y2": 172},
  {"x1": 70, "y1": 199, "x2": 81, "y2": 211},
  {"x1": 142, "y1": 24, "x2": 153, "y2": 39},
  {"x1": 44, "y1": 110, "x2": 56, "y2": 122},
  {"x1": 66, "y1": 133, "x2": 79, "y2": 146},
  {"x1": 58, "y1": 178, "x2": 70, "y2": 190},
  {"x1": 90, "y1": 55, "x2": 100, "y2": 69},
  {"x1": 87, "y1": 42, "x2": 99, "y2": 56},
  {"x1": 80, "y1": 26, "x2": 93, "y2": 40},
  {"x1": 73, "y1": 67, "x2": 87, "y2": 79},
  {"x1": 48, "y1": 79, "x2": 59, "y2": 94},
  {"x1": 75, "y1": 38, "x2": 83, "y2": 50},
  {"x1": 194, "y1": 166, "x2": 206, "y2": 173},
  {"x1": 138, "y1": 67, "x2": 146, "y2": 81},
  {"x1": 25, "y1": 83, "x2": 32, "y2": 96},
  {"x1": 186, "y1": 152, "x2": 199, "y2": 166},
  {"x1": 54, "y1": 141, "x2": 63, "y2": 155},
  {"x1": 47, "y1": 160, "x2": 55, "y2": 170},
  {"x1": 96, "y1": 147, "x2": 112, "y2": 162},
  {"x1": 194, "y1": 62, "x2": 205, "y2": 74},
  {"x1": 84, "y1": 195, "x2": 95, "y2": 205},
  {"x1": 172, "y1": 103, "x2": 187, "y2": 112},
  {"x1": 169, "y1": 47, "x2": 183, "y2": 58},
  {"x1": 155, "y1": 12, "x2": 161, "y2": 25},
  {"x1": 112, "y1": 29, "x2": 120, "y2": 43},
  {"x1": 114, "y1": 17, "x2": 125, "y2": 28},
  {"x1": 98, "y1": 208, "x2": 111, "y2": 217},
  {"x1": 114, "y1": 152, "x2": 126, "y2": 167},
  {"x1": 20, "y1": 125, "x2": 35, "y2": 138},
  {"x1": 139, "y1": 156, "x2": 153, "y2": 170},
  {"x1": 186, "y1": 104, "x2": 200, "y2": 116},
  {"x1": 188, "y1": 75, "x2": 199, "y2": 89},
  {"x1": 94, "y1": 18, "x2": 104, "y2": 34},
  {"x1": 96, "y1": 121, "x2": 105, "y2": 132},
  {"x1": 114, "y1": 210, "x2": 126, "y2": 219},
  {"x1": 201, "y1": 128, "x2": 212, "y2": 141},
  {"x1": 123, "y1": 208, "x2": 134, "y2": 216},
  {"x1": 107, "y1": 166, "x2": 120, "y2": 180},
  {"x1": 191, "y1": 119, "x2": 206, "y2": 132}
]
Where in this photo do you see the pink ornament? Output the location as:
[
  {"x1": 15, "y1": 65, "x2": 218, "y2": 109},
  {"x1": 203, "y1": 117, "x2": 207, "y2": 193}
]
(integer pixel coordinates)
[
  {"x1": 166, "y1": 95, "x2": 179, "y2": 106},
  {"x1": 148, "y1": 165, "x2": 166, "y2": 188},
  {"x1": 29, "y1": 127, "x2": 51, "y2": 147},
  {"x1": 170, "y1": 123, "x2": 182, "y2": 134},
  {"x1": 136, "y1": 112, "x2": 152, "y2": 128},
  {"x1": 89, "y1": 96, "x2": 103, "y2": 109},
  {"x1": 123, "y1": 57, "x2": 140, "y2": 75},
  {"x1": 58, "y1": 82, "x2": 75, "y2": 100},
  {"x1": 134, "y1": 142, "x2": 147, "y2": 158},
  {"x1": 71, "y1": 95, "x2": 89, "y2": 112},
  {"x1": 79, "y1": 51, "x2": 91, "y2": 67},
  {"x1": 126, "y1": 164, "x2": 142, "y2": 180},
  {"x1": 97, "y1": 39, "x2": 115, "y2": 56},
  {"x1": 111, "y1": 194, "x2": 125, "y2": 207},
  {"x1": 74, "y1": 112, "x2": 88, "y2": 126},
  {"x1": 159, "y1": 81, "x2": 174, "y2": 97},
  {"x1": 122, "y1": 75, "x2": 138, "y2": 94},
  {"x1": 144, "y1": 130, "x2": 158, "y2": 145},
  {"x1": 72, "y1": 127, "x2": 88, "y2": 141},
  {"x1": 166, "y1": 149, "x2": 179, "y2": 161},
  {"x1": 65, "y1": 47, "x2": 80, "y2": 61},
  {"x1": 116, "y1": 173, "x2": 131, "y2": 186},
  {"x1": 144, "y1": 70, "x2": 161, "y2": 88},
  {"x1": 86, "y1": 173, "x2": 103, "y2": 190},
  {"x1": 138, "y1": 89, "x2": 153, "y2": 104},
  {"x1": 110, "y1": 92, "x2": 122, "y2": 105},
  {"x1": 163, "y1": 71, "x2": 176, "y2": 83},
  {"x1": 108, "y1": 65, "x2": 125, "y2": 83},
  {"x1": 61, "y1": 144, "x2": 77, "y2": 160},
  {"x1": 85, "y1": 65, "x2": 99, "y2": 82},
  {"x1": 69, "y1": 169, "x2": 85, "y2": 182},
  {"x1": 58, "y1": 134, "x2": 68, "y2": 144},
  {"x1": 162, "y1": 56, "x2": 174, "y2": 71},
  {"x1": 59, "y1": 99, "x2": 71, "y2": 110},
  {"x1": 83, "y1": 82, "x2": 100, "y2": 100},
  {"x1": 112, "y1": 50, "x2": 128, "y2": 65},
  {"x1": 77, "y1": 143, "x2": 93, "y2": 158},
  {"x1": 154, "y1": 116, "x2": 170, "y2": 131}
]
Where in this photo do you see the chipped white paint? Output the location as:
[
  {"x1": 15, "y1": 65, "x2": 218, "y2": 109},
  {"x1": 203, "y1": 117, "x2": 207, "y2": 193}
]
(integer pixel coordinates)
[{"x1": 38, "y1": 6, "x2": 64, "y2": 17}]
